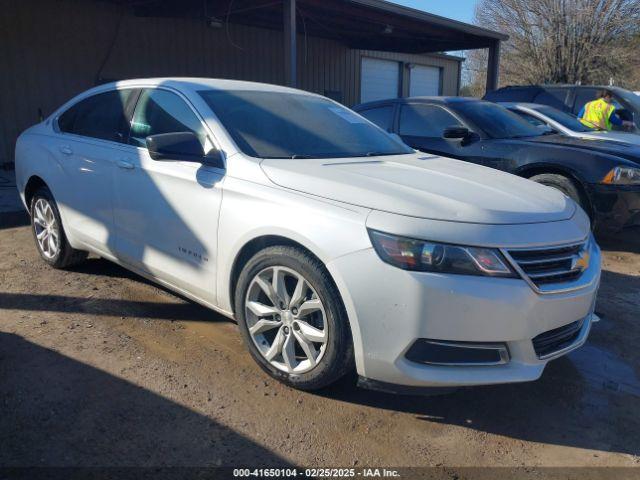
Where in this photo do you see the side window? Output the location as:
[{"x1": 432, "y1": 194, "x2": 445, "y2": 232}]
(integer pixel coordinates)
[
  {"x1": 572, "y1": 89, "x2": 598, "y2": 115},
  {"x1": 511, "y1": 110, "x2": 546, "y2": 127},
  {"x1": 58, "y1": 90, "x2": 132, "y2": 143},
  {"x1": 359, "y1": 106, "x2": 395, "y2": 131},
  {"x1": 399, "y1": 104, "x2": 462, "y2": 137},
  {"x1": 129, "y1": 89, "x2": 209, "y2": 150}
]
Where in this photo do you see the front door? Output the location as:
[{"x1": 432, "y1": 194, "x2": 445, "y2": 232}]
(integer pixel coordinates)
[
  {"x1": 114, "y1": 88, "x2": 225, "y2": 304},
  {"x1": 397, "y1": 103, "x2": 498, "y2": 168}
]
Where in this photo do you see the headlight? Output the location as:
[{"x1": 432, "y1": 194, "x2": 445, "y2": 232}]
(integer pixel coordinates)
[
  {"x1": 368, "y1": 230, "x2": 516, "y2": 277},
  {"x1": 602, "y1": 166, "x2": 640, "y2": 185}
]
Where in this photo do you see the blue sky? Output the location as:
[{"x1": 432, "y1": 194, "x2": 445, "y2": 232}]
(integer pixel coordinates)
[{"x1": 389, "y1": 1, "x2": 478, "y2": 23}]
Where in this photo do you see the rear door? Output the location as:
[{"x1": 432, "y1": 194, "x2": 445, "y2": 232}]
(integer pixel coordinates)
[
  {"x1": 53, "y1": 89, "x2": 137, "y2": 254},
  {"x1": 113, "y1": 87, "x2": 224, "y2": 303}
]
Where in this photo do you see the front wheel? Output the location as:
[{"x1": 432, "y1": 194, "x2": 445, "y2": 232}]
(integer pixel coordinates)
[{"x1": 234, "y1": 246, "x2": 354, "y2": 390}]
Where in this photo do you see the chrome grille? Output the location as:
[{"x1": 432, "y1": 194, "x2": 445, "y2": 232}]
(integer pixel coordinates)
[{"x1": 506, "y1": 241, "x2": 589, "y2": 288}]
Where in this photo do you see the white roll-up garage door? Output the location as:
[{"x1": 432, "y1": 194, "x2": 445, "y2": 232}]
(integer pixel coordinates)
[
  {"x1": 409, "y1": 65, "x2": 441, "y2": 97},
  {"x1": 360, "y1": 57, "x2": 400, "y2": 103}
]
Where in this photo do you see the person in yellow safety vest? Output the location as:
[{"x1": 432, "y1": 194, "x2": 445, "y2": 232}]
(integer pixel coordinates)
[{"x1": 579, "y1": 89, "x2": 634, "y2": 131}]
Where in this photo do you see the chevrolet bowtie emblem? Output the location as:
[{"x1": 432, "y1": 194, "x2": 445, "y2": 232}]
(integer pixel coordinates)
[{"x1": 572, "y1": 248, "x2": 590, "y2": 271}]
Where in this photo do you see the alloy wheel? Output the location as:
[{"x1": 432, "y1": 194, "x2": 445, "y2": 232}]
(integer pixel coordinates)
[
  {"x1": 245, "y1": 266, "x2": 328, "y2": 374},
  {"x1": 33, "y1": 198, "x2": 60, "y2": 259}
]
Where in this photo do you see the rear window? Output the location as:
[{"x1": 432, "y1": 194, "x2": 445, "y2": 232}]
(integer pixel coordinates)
[{"x1": 58, "y1": 90, "x2": 132, "y2": 143}]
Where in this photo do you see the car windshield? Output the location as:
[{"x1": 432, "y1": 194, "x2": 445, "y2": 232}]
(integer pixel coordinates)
[
  {"x1": 535, "y1": 106, "x2": 595, "y2": 132},
  {"x1": 198, "y1": 90, "x2": 412, "y2": 159},
  {"x1": 453, "y1": 102, "x2": 544, "y2": 139}
]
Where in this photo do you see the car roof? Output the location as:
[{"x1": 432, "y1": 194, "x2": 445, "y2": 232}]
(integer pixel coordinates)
[
  {"x1": 80, "y1": 77, "x2": 320, "y2": 98},
  {"x1": 355, "y1": 96, "x2": 485, "y2": 110},
  {"x1": 496, "y1": 84, "x2": 629, "y2": 93}
]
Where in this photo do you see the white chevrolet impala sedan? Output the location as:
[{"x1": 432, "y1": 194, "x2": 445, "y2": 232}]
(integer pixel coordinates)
[{"x1": 15, "y1": 78, "x2": 601, "y2": 392}]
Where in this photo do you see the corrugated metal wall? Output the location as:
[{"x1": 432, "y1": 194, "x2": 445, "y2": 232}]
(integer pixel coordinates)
[{"x1": 0, "y1": 0, "x2": 462, "y2": 166}]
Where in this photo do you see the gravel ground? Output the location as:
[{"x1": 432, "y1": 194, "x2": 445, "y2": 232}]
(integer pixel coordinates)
[{"x1": 1, "y1": 213, "x2": 639, "y2": 477}]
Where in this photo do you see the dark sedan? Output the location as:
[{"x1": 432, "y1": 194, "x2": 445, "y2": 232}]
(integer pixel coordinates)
[{"x1": 354, "y1": 97, "x2": 640, "y2": 232}]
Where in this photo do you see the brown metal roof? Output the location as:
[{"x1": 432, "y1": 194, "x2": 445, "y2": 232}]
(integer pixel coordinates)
[{"x1": 107, "y1": 0, "x2": 507, "y2": 53}]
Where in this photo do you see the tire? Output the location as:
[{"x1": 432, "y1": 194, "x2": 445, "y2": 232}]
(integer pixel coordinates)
[
  {"x1": 234, "y1": 245, "x2": 354, "y2": 390},
  {"x1": 529, "y1": 173, "x2": 588, "y2": 213},
  {"x1": 30, "y1": 186, "x2": 88, "y2": 269}
]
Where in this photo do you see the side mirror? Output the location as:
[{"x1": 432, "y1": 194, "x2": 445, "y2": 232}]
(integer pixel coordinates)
[
  {"x1": 442, "y1": 126, "x2": 470, "y2": 140},
  {"x1": 442, "y1": 126, "x2": 479, "y2": 146},
  {"x1": 146, "y1": 132, "x2": 224, "y2": 169}
]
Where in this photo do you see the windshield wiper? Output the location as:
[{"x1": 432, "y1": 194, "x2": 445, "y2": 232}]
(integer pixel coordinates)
[
  {"x1": 263, "y1": 154, "x2": 316, "y2": 159},
  {"x1": 364, "y1": 151, "x2": 399, "y2": 157}
]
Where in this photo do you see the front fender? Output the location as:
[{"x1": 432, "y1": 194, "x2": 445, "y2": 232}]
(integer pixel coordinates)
[
  {"x1": 216, "y1": 178, "x2": 371, "y2": 310},
  {"x1": 216, "y1": 178, "x2": 372, "y2": 371}
]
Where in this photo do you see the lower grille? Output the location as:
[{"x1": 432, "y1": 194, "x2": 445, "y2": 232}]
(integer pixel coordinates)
[
  {"x1": 405, "y1": 339, "x2": 509, "y2": 366},
  {"x1": 506, "y1": 240, "x2": 590, "y2": 288},
  {"x1": 532, "y1": 320, "x2": 584, "y2": 358}
]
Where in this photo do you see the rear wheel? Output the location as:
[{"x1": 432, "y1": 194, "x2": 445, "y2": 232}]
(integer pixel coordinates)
[
  {"x1": 30, "y1": 187, "x2": 88, "y2": 269},
  {"x1": 234, "y1": 246, "x2": 354, "y2": 390}
]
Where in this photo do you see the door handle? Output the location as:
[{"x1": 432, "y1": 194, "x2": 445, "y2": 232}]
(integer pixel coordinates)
[
  {"x1": 117, "y1": 160, "x2": 134, "y2": 170},
  {"x1": 59, "y1": 145, "x2": 73, "y2": 156}
]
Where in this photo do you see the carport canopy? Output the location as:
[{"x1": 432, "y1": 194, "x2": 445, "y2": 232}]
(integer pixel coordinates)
[{"x1": 110, "y1": 0, "x2": 508, "y2": 93}]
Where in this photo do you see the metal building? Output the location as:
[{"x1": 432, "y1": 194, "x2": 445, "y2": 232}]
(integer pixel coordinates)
[{"x1": 0, "y1": 0, "x2": 507, "y2": 167}]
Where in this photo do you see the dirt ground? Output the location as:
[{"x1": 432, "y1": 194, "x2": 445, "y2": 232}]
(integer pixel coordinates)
[{"x1": 1, "y1": 212, "x2": 640, "y2": 477}]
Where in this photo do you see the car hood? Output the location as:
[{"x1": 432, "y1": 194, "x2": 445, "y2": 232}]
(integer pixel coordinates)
[
  {"x1": 260, "y1": 153, "x2": 575, "y2": 225},
  {"x1": 581, "y1": 131, "x2": 640, "y2": 146},
  {"x1": 526, "y1": 134, "x2": 640, "y2": 163}
]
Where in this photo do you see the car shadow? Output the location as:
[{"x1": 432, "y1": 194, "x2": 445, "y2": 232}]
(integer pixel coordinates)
[
  {"x1": 596, "y1": 226, "x2": 640, "y2": 254},
  {"x1": 0, "y1": 291, "x2": 222, "y2": 323},
  {"x1": 0, "y1": 255, "x2": 225, "y2": 324},
  {"x1": 0, "y1": 332, "x2": 293, "y2": 469},
  {"x1": 0, "y1": 210, "x2": 30, "y2": 229}
]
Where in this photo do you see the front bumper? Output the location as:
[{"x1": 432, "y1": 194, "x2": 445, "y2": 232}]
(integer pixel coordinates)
[
  {"x1": 327, "y1": 242, "x2": 600, "y2": 389},
  {"x1": 588, "y1": 183, "x2": 640, "y2": 232}
]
